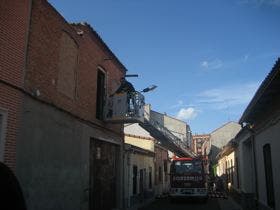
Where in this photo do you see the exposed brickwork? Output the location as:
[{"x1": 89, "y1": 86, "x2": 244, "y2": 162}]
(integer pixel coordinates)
[
  {"x1": 0, "y1": 0, "x2": 29, "y2": 87},
  {"x1": 0, "y1": 84, "x2": 24, "y2": 170},
  {"x1": 25, "y1": 0, "x2": 125, "y2": 134},
  {"x1": 56, "y1": 31, "x2": 78, "y2": 99},
  {"x1": 0, "y1": 0, "x2": 30, "y2": 169},
  {"x1": 192, "y1": 134, "x2": 210, "y2": 155},
  {"x1": 0, "y1": 0, "x2": 127, "y2": 169}
]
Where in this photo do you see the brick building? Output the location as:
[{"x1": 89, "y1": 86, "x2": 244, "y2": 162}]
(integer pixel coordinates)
[
  {"x1": 1, "y1": 1, "x2": 132, "y2": 210},
  {"x1": 0, "y1": 0, "x2": 30, "y2": 170},
  {"x1": 192, "y1": 134, "x2": 210, "y2": 157}
]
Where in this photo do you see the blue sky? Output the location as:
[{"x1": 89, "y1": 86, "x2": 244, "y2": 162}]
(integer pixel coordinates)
[{"x1": 49, "y1": 0, "x2": 280, "y2": 134}]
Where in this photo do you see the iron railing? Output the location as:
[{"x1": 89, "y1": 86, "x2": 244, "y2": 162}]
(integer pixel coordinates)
[{"x1": 104, "y1": 91, "x2": 145, "y2": 123}]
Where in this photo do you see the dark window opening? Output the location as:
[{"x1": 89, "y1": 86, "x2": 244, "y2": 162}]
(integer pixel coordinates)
[
  {"x1": 263, "y1": 144, "x2": 275, "y2": 208},
  {"x1": 231, "y1": 159, "x2": 234, "y2": 185},
  {"x1": 139, "y1": 169, "x2": 144, "y2": 194},
  {"x1": 236, "y1": 157, "x2": 240, "y2": 188},
  {"x1": 149, "y1": 167, "x2": 152, "y2": 189},
  {"x1": 158, "y1": 166, "x2": 162, "y2": 182},
  {"x1": 164, "y1": 160, "x2": 167, "y2": 172},
  {"x1": 133, "y1": 165, "x2": 137, "y2": 195},
  {"x1": 96, "y1": 70, "x2": 106, "y2": 120}
]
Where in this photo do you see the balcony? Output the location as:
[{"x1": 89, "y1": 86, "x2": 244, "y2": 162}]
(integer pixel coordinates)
[{"x1": 104, "y1": 91, "x2": 145, "y2": 123}]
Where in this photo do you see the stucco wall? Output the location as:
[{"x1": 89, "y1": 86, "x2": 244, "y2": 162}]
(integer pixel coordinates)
[
  {"x1": 163, "y1": 115, "x2": 187, "y2": 141},
  {"x1": 125, "y1": 135, "x2": 154, "y2": 152},
  {"x1": 237, "y1": 133, "x2": 256, "y2": 194},
  {"x1": 210, "y1": 122, "x2": 241, "y2": 163},
  {"x1": 124, "y1": 123, "x2": 153, "y2": 139},
  {"x1": 16, "y1": 97, "x2": 123, "y2": 210},
  {"x1": 211, "y1": 122, "x2": 241, "y2": 148},
  {"x1": 254, "y1": 119, "x2": 280, "y2": 210},
  {"x1": 130, "y1": 153, "x2": 154, "y2": 195},
  {"x1": 150, "y1": 110, "x2": 191, "y2": 146},
  {"x1": 218, "y1": 152, "x2": 237, "y2": 180},
  {"x1": 124, "y1": 150, "x2": 154, "y2": 208}
]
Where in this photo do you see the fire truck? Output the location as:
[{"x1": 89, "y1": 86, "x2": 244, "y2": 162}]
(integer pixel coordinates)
[{"x1": 169, "y1": 157, "x2": 208, "y2": 202}]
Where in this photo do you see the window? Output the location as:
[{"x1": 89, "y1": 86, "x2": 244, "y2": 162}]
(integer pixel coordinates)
[
  {"x1": 171, "y1": 160, "x2": 202, "y2": 174},
  {"x1": 235, "y1": 157, "x2": 240, "y2": 188},
  {"x1": 148, "y1": 167, "x2": 152, "y2": 189},
  {"x1": 230, "y1": 159, "x2": 234, "y2": 185},
  {"x1": 57, "y1": 31, "x2": 78, "y2": 99},
  {"x1": 158, "y1": 166, "x2": 162, "y2": 182},
  {"x1": 164, "y1": 160, "x2": 167, "y2": 172},
  {"x1": 132, "y1": 165, "x2": 137, "y2": 195},
  {"x1": 164, "y1": 160, "x2": 168, "y2": 181},
  {"x1": 263, "y1": 144, "x2": 275, "y2": 208},
  {"x1": 96, "y1": 70, "x2": 106, "y2": 120}
]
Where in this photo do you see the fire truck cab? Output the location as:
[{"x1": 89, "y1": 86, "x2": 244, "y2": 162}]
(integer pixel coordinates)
[{"x1": 169, "y1": 157, "x2": 208, "y2": 201}]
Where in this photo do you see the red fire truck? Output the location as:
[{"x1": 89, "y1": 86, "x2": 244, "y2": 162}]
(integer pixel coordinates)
[{"x1": 169, "y1": 157, "x2": 208, "y2": 201}]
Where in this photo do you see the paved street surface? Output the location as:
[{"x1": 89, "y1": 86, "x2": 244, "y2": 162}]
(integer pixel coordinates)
[{"x1": 139, "y1": 197, "x2": 221, "y2": 210}]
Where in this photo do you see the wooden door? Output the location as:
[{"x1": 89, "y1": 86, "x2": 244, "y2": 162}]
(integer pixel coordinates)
[{"x1": 90, "y1": 139, "x2": 118, "y2": 210}]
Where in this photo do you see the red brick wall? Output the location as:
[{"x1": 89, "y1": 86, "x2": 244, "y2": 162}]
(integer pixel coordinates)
[
  {"x1": 25, "y1": 0, "x2": 125, "y2": 134},
  {"x1": 0, "y1": 0, "x2": 30, "y2": 169},
  {"x1": 0, "y1": 0, "x2": 30, "y2": 87},
  {"x1": 0, "y1": 85, "x2": 23, "y2": 170}
]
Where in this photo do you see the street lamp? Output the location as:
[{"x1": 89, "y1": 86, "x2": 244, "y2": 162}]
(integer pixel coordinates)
[
  {"x1": 123, "y1": 73, "x2": 157, "y2": 93},
  {"x1": 141, "y1": 85, "x2": 157, "y2": 93}
]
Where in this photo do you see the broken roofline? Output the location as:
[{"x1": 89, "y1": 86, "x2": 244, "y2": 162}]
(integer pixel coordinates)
[
  {"x1": 216, "y1": 138, "x2": 237, "y2": 159},
  {"x1": 239, "y1": 57, "x2": 280, "y2": 124},
  {"x1": 72, "y1": 22, "x2": 127, "y2": 73},
  {"x1": 46, "y1": 1, "x2": 127, "y2": 73}
]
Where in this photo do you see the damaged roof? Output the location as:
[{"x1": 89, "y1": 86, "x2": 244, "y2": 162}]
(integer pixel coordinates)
[{"x1": 239, "y1": 58, "x2": 280, "y2": 124}]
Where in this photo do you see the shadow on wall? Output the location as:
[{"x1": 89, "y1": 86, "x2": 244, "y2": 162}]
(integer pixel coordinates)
[
  {"x1": 209, "y1": 145, "x2": 221, "y2": 164},
  {"x1": 0, "y1": 162, "x2": 27, "y2": 210}
]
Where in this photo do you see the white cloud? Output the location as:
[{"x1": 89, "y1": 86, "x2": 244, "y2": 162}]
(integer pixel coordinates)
[
  {"x1": 176, "y1": 107, "x2": 198, "y2": 121},
  {"x1": 200, "y1": 59, "x2": 223, "y2": 70},
  {"x1": 197, "y1": 82, "x2": 260, "y2": 110},
  {"x1": 170, "y1": 100, "x2": 185, "y2": 109},
  {"x1": 201, "y1": 61, "x2": 209, "y2": 68}
]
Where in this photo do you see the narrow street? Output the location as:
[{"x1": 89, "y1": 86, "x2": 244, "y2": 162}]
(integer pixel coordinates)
[{"x1": 1, "y1": 1, "x2": 280, "y2": 210}]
